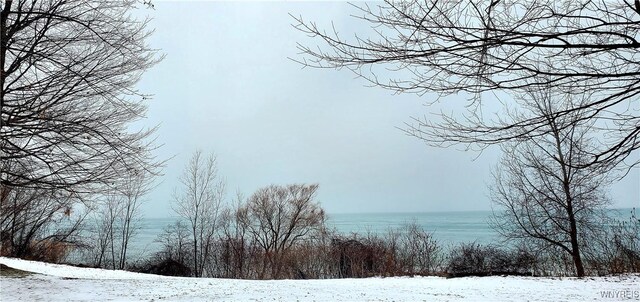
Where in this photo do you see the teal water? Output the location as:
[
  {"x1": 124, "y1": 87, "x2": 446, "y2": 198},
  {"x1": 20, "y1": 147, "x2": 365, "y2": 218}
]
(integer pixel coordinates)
[
  {"x1": 126, "y1": 208, "x2": 636, "y2": 259},
  {"x1": 328, "y1": 211, "x2": 497, "y2": 245}
]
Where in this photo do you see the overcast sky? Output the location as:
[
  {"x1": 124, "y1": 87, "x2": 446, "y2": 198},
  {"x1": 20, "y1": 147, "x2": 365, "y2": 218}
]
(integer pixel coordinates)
[{"x1": 135, "y1": 1, "x2": 639, "y2": 218}]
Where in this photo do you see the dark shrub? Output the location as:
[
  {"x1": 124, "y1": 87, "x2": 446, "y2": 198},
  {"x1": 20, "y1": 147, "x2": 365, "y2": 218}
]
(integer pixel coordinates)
[
  {"x1": 11, "y1": 239, "x2": 72, "y2": 264},
  {"x1": 447, "y1": 242, "x2": 535, "y2": 277},
  {"x1": 447, "y1": 242, "x2": 490, "y2": 276},
  {"x1": 331, "y1": 237, "x2": 389, "y2": 278},
  {"x1": 138, "y1": 258, "x2": 192, "y2": 277},
  {"x1": 587, "y1": 210, "x2": 640, "y2": 275}
]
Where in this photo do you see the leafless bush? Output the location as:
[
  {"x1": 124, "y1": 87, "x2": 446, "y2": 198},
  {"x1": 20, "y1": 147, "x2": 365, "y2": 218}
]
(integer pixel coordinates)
[
  {"x1": 216, "y1": 206, "x2": 261, "y2": 279},
  {"x1": 330, "y1": 235, "x2": 383, "y2": 278},
  {"x1": 392, "y1": 223, "x2": 443, "y2": 275},
  {"x1": 586, "y1": 209, "x2": 640, "y2": 275},
  {"x1": 447, "y1": 242, "x2": 536, "y2": 277},
  {"x1": 608, "y1": 214, "x2": 640, "y2": 273},
  {"x1": 134, "y1": 256, "x2": 192, "y2": 277},
  {"x1": 214, "y1": 236, "x2": 260, "y2": 279},
  {"x1": 154, "y1": 221, "x2": 192, "y2": 269},
  {"x1": 326, "y1": 225, "x2": 443, "y2": 278},
  {"x1": 23, "y1": 239, "x2": 73, "y2": 264},
  {"x1": 0, "y1": 185, "x2": 84, "y2": 263},
  {"x1": 283, "y1": 230, "x2": 334, "y2": 279}
]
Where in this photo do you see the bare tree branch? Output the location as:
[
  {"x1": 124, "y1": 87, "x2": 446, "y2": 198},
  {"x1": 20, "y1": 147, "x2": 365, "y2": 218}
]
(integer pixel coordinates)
[
  {"x1": 1, "y1": 0, "x2": 164, "y2": 195},
  {"x1": 293, "y1": 0, "x2": 640, "y2": 171}
]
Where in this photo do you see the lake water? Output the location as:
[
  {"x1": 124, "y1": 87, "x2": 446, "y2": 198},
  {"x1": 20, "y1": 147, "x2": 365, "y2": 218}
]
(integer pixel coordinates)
[{"x1": 127, "y1": 208, "x2": 636, "y2": 259}]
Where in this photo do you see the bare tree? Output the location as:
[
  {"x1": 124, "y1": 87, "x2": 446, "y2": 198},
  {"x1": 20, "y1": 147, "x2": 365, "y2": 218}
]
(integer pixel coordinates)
[
  {"x1": 70, "y1": 163, "x2": 155, "y2": 269},
  {"x1": 0, "y1": 0, "x2": 163, "y2": 195},
  {"x1": 116, "y1": 171, "x2": 154, "y2": 269},
  {"x1": 173, "y1": 150, "x2": 226, "y2": 277},
  {"x1": 219, "y1": 191, "x2": 255, "y2": 279},
  {"x1": 293, "y1": 0, "x2": 640, "y2": 171},
  {"x1": 88, "y1": 195, "x2": 119, "y2": 268},
  {"x1": 489, "y1": 89, "x2": 614, "y2": 277},
  {"x1": 237, "y1": 184, "x2": 326, "y2": 279},
  {"x1": 103, "y1": 194, "x2": 123, "y2": 269}
]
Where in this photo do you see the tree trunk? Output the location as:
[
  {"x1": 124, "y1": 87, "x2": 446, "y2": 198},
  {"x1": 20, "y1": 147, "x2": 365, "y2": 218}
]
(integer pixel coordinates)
[
  {"x1": 192, "y1": 228, "x2": 198, "y2": 277},
  {"x1": 567, "y1": 203, "x2": 585, "y2": 277},
  {"x1": 553, "y1": 118, "x2": 586, "y2": 278}
]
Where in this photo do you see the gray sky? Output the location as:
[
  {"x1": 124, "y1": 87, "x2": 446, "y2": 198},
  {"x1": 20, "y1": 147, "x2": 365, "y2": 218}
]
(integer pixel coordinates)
[{"x1": 135, "y1": 1, "x2": 639, "y2": 218}]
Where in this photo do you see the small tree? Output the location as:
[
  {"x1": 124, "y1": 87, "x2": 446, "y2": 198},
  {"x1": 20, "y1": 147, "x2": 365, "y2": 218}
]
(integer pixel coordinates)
[
  {"x1": 116, "y1": 171, "x2": 154, "y2": 269},
  {"x1": 490, "y1": 90, "x2": 614, "y2": 277},
  {"x1": 173, "y1": 150, "x2": 226, "y2": 277},
  {"x1": 89, "y1": 170, "x2": 154, "y2": 269},
  {"x1": 89, "y1": 195, "x2": 119, "y2": 268},
  {"x1": 237, "y1": 184, "x2": 326, "y2": 279}
]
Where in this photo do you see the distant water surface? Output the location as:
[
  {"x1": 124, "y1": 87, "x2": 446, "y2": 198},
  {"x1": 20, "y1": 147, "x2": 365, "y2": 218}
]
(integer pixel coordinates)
[
  {"x1": 328, "y1": 211, "x2": 498, "y2": 245},
  {"x1": 126, "y1": 208, "x2": 636, "y2": 259}
]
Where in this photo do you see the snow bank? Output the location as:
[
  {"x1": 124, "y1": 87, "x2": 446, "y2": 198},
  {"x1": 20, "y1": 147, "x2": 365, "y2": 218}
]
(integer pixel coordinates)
[
  {"x1": 0, "y1": 257, "x2": 162, "y2": 280},
  {"x1": 1, "y1": 257, "x2": 638, "y2": 301}
]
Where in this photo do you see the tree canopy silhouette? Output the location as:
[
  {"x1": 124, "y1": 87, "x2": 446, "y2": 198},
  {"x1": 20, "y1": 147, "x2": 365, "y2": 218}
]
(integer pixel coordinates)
[
  {"x1": 1, "y1": 0, "x2": 163, "y2": 195},
  {"x1": 293, "y1": 0, "x2": 640, "y2": 171}
]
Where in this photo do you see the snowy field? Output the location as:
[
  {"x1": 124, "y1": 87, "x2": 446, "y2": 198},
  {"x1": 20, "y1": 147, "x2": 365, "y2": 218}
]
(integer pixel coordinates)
[{"x1": 1, "y1": 257, "x2": 638, "y2": 301}]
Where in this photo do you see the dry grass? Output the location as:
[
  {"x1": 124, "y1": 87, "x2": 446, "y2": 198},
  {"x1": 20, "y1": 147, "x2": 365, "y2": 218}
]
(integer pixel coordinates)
[{"x1": 0, "y1": 264, "x2": 33, "y2": 278}]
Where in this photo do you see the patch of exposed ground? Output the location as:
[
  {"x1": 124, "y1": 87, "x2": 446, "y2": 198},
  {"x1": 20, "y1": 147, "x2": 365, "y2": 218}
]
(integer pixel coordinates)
[{"x1": 0, "y1": 263, "x2": 33, "y2": 278}]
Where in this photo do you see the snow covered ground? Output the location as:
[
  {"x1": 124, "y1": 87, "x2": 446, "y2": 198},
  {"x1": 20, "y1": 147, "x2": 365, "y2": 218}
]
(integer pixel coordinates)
[{"x1": 1, "y1": 257, "x2": 638, "y2": 301}]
